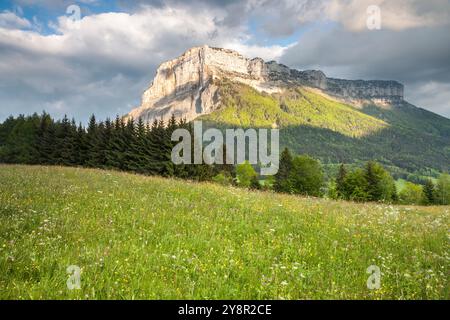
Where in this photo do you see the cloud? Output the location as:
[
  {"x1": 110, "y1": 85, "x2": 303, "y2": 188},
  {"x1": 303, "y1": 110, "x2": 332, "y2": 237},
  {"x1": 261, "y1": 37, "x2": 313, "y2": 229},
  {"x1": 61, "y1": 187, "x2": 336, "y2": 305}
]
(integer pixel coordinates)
[
  {"x1": 223, "y1": 41, "x2": 294, "y2": 62},
  {"x1": 14, "y1": 0, "x2": 100, "y2": 9},
  {"x1": 0, "y1": 1, "x2": 448, "y2": 122},
  {"x1": 279, "y1": 24, "x2": 450, "y2": 117},
  {"x1": 0, "y1": 5, "x2": 287, "y2": 122},
  {"x1": 326, "y1": 0, "x2": 450, "y2": 31},
  {"x1": 406, "y1": 82, "x2": 450, "y2": 118},
  {"x1": 0, "y1": 10, "x2": 31, "y2": 29}
]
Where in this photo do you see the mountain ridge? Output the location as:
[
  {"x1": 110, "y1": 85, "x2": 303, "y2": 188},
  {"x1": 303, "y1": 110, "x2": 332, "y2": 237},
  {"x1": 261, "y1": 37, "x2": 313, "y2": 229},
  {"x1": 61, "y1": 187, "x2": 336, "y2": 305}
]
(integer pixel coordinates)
[{"x1": 127, "y1": 45, "x2": 405, "y2": 124}]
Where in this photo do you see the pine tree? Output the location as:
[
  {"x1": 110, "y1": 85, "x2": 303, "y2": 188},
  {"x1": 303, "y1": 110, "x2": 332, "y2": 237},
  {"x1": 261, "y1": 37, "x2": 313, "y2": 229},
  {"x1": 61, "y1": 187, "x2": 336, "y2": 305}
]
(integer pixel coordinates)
[
  {"x1": 35, "y1": 112, "x2": 54, "y2": 164},
  {"x1": 102, "y1": 118, "x2": 113, "y2": 168},
  {"x1": 274, "y1": 147, "x2": 293, "y2": 193},
  {"x1": 56, "y1": 115, "x2": 77, "y2": 165},
  {"x1": 423, "y1": 179, "x2": 436, "y2": 205},
  {"x1": 85, "y1": 115, "x2": 106, "y2": 168},
  {"x1": 74, "y1": 122, "x2": 87, "y2": 166},
  {"x1": 37, "y1": 115, "x2": 57, "y2": 164},
  {"x1": 128, "y1": 117, "x2": 153, "y2": 174},
  {"x1": 106, "y1": 116, "x2": 126, "y2": 170}
]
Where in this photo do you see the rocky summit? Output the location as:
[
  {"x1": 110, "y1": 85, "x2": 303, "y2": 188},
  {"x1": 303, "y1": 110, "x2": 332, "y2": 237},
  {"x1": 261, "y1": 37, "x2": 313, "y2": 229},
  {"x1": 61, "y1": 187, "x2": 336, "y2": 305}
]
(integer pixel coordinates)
[{"x1": 126, "y1": 45, "x2": 404, "y2": 124}]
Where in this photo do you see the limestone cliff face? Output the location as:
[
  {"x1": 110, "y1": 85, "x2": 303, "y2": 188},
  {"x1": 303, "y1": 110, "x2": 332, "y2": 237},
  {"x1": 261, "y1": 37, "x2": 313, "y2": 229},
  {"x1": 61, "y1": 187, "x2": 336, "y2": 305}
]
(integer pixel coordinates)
[{"x1": 127, "y1": 45, "x2": 404, "y2": 123}]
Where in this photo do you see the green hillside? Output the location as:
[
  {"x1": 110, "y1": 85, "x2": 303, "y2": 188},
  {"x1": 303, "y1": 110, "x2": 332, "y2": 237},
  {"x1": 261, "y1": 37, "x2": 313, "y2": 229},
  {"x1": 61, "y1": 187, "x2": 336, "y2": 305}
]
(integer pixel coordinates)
[
  {"x1": 0, "y1": 165, "x2": 448, "y2": 299},
  {"x1": 202, "y1": 81, "x2": 387, "y2": 138},
  {"x1": 201, "y1": 81, "x2": 450, "y2": 180}
]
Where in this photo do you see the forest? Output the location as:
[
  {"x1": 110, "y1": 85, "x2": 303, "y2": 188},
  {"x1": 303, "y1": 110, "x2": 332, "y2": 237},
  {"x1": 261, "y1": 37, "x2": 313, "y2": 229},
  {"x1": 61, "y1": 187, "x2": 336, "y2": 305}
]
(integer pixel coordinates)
[{"x1": 0, "y1": 112, "x2": 449, "y2": 205}]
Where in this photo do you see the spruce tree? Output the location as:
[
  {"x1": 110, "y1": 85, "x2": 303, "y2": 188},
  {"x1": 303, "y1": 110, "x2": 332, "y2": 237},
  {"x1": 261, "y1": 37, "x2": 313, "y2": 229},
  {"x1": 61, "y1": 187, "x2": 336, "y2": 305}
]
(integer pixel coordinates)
[
  {"x1": 56, "y1": 115, "x2": 77, "y2": 166},
  {"x1": 75, "y1": 122, "x2": 87, "y2": 166},
  {"x1": 364, "y1": 161, "x2": 396, "y2": 202},
  {"x1": 106, "y1": 116, "x2": 126, "y2": 170},
  {"x1": 274, "y1": 147, "x2": 293, "y2": 193},
  {"x1": 35, "y1": 112, "x2": 54, "y2": 164},
  {"x1": 37, "y1": 115, "x2": 57, "y2": 164},
  {"x1": 128, "y1": 117, "x2": 153, "y2": 174},
  {"x1": 423, "y1": 179, "x2": 436, "y2": 205},
  {"x1": 85, "y1": 115, "x2": 107, "y2": 168}
]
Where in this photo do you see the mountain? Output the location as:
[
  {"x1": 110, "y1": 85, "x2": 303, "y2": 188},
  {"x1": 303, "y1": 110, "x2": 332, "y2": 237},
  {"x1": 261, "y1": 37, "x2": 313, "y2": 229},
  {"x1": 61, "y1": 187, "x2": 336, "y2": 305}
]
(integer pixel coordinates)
[
  {"x1": 127, "y1": 46, "x2": 450, "y2": 179},
  {"x1": 127, "y1": 45, "x2": 404, "y2": 123}
]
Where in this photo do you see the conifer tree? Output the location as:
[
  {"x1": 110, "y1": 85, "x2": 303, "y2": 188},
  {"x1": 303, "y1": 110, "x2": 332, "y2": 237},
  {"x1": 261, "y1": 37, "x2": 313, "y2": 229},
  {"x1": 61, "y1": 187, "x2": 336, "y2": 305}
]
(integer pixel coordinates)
[
  {"x1": 274, "y1": 147, "x2": 293, "y2": 193},
  {"x1": 75, "y1": 122, "x2": 87, "y2": 166},
  {"x1": 364, "y1": 161, "x2": 396, "y2": 202},
  {"x1": 56, "y1": 115, "x2": 77, "y2": 165},
  {"x1": 37, "y1": 115, "x2": 57, "y2": 164},
  {"x1": 85, "y1": 114, "x2": 99, "y2": 167},
  {"x1": 423, "y1": 179, "x2": 436, "y2": 205}
]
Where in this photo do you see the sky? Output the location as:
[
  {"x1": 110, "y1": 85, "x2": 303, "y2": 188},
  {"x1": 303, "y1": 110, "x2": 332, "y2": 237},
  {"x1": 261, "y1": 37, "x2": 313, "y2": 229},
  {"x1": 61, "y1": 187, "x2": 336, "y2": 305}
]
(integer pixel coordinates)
[{"x1": 0, "y1": 0, "x2": 449, "y2": 123}]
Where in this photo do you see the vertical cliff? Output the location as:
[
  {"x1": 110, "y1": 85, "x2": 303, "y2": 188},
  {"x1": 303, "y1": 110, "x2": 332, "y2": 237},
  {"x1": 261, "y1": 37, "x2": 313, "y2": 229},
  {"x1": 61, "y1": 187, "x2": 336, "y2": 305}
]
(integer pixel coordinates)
[{"x1": 126, "y1": 45, "x2": 404, "y2": 123}]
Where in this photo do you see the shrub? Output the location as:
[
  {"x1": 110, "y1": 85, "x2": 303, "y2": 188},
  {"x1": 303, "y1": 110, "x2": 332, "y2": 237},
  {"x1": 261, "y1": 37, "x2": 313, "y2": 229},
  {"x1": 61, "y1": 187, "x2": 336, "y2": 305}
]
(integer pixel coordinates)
[
  {"x1": 398, "y1": 182, "x2": 423, "y2": 205},
  {"x1": 289, "y1": 155, "x2": 324, "y2": 197},
  {"x1": 236, "y1": 161, "x2": 257, "y2": 188}
]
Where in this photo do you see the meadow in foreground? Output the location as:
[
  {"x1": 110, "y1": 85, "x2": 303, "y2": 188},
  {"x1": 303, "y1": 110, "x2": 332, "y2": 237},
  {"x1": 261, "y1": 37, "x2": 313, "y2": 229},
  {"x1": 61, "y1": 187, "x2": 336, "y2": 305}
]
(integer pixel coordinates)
[{"x1": 0, "y1": 165, "x2": 448, "y2": 299}]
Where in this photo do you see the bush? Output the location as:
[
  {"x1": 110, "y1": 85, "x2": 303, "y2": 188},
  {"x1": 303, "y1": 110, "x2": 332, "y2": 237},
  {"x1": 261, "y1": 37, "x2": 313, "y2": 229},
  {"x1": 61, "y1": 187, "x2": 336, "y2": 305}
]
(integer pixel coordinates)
[
  {"x1": 236, "y1": 161, "x2": 257, "y2": 188},
  {"x1": 336, "y1": 161, "x2": 397, "y2": 203},
  {"x1": 398, "y1": 182, "x2": 423, "y2": 205},
  {"x1": 212, "y1": 173, "x2": 234, "y2": 186},
  {"x1": 365, "y1": 161, "x2": 397, "y2": 202},
  {"x1": 289, "y1": 155, "x2": 324, "y2": 197},
  {"x1": 344, "y1": 169, "x2": 369, "y2": 202}
]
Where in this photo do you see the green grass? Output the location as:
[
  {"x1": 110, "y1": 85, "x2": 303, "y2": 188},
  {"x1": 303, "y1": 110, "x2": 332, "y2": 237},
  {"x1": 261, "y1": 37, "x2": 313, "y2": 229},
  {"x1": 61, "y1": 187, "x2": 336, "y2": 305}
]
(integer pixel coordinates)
[
  {"x1": 201, "y1": 81, "x2": 387, "y2": 138},
  {"x1": 0, "y1": 165, "x2": 448, "y2": 300}
]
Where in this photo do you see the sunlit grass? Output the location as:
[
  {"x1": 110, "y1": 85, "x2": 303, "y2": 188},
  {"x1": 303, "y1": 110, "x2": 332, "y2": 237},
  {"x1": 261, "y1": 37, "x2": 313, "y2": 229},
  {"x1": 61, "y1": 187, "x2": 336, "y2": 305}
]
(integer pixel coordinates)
[
  {"x1": 0, "y1": 165, "x2": 448, "y2": 300},
  {"x1": 201, "y1": 82, "x2": 387, "y2": 138}
]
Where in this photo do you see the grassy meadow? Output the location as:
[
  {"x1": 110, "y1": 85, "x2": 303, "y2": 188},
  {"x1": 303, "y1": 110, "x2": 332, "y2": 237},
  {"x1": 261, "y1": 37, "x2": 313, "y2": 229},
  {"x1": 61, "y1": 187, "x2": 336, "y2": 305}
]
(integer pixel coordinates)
[{"x1": 0, "y1": 165, "x2": 448, "y2": 299}]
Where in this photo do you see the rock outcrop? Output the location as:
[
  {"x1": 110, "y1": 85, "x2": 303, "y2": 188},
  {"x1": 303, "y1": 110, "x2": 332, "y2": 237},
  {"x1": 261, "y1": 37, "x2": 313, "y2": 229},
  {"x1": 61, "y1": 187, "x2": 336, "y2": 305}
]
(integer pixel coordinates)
[{"x1": 127, "y1": 45, "x2": 404, "y2": 123}]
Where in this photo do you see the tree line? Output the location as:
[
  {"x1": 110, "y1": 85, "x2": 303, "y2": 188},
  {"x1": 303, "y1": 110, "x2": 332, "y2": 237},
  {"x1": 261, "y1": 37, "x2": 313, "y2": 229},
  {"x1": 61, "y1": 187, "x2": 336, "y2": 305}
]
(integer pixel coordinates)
[
  {"x1": 0, "y1": 112, "x2": 449, "y2": 205},
  {"x1": 271, "y1": 148, "x2": 449, "y2": 205},
  {"x1": 0, "y1": 112, "x2": 220, "y2": 180}
]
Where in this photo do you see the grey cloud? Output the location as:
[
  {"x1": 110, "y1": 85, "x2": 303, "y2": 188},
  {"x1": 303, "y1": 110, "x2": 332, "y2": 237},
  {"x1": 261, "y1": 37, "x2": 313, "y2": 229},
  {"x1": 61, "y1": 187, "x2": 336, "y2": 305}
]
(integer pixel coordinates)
[
  {"x1": 280, "y1": 25, "x2": 450, "y2": 117},
  {"x1": 1, "y1": 0, "x2": 449, "y2": 122},
  {"x1": 0, "y1": 6, "x2": 250, "y2": 123}
]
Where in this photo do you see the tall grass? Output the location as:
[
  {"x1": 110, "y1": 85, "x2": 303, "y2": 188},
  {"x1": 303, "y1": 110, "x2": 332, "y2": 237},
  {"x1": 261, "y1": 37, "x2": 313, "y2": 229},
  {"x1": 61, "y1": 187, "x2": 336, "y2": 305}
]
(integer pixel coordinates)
[{"x1": 0, "y1": 165, "x2": 448, "y2": 299}]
